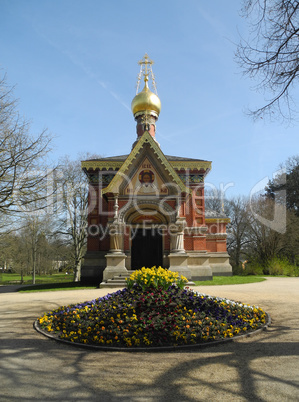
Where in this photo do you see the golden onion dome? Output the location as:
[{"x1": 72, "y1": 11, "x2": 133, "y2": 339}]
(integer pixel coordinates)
[{"x1": 131, "y1": 77, "x2": 161, "y2": 117}]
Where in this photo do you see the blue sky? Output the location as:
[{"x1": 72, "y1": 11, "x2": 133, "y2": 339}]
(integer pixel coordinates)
[{"x1": 1, "y1": 0, "x2": 298, "y2": 198}]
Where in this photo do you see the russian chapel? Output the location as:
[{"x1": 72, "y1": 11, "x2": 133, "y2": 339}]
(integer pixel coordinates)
[{"x1": 81, "y1": 54, "x2": 232, "y2": 286}]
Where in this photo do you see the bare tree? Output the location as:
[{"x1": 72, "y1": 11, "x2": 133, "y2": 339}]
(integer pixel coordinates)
[
  {"x1": 204, "y1": 188, "x2": 224, "y2": 213},
  {"x1": 0, "y1": 74, "x2": 54, "y2": 216},
  {"x1": 237, "y1": 0, "x2": 299, "y2": 120},
  {"x1": 206, "y1": 186, "x2": 299, "y2": 271},
  {"x1": 226, "y1": 197, "x2": 252, "y2": 268},
  {"x1": 55, "y1": 155, "x2": 89, "y2": 282},
  {"x1": 247, "y1": 197, "x2": 284, "y2": 266},
  {"x1": 205, "y1": 190, "x2": 252, "y2": 268},
  {"x1": 0, "y1": 232, "x2": 15, "y2": 272},
  {"x1": 266, "y1": 154, "x2": 299, "y2": 215},
  {"x1": 15, "y1": 214, "x2": 53, "y2": 284}
]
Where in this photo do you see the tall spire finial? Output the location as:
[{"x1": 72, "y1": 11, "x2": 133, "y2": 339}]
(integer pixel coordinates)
[
  {"x1": 136, "y1": 53, "x2": 158, "y2": 95},
  {"x1": 131, "y1": 54, "x2": 161, "y2": 145}
]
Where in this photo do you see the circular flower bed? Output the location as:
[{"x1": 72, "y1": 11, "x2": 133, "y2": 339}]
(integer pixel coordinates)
[{"x1": 36, "y1": 268, "x2": 268, "y2": 349}]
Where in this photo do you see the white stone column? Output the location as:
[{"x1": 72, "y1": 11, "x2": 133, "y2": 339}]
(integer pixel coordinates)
[
  {"x1": 103, "y1": 193, "x2": 128, "y2": 281},
  {"x1": 170, "y1": 222, "x2": 185, "y2": 253},
  {"x1": 169, "y1": 217, "x2": 191, "y2": 279}
]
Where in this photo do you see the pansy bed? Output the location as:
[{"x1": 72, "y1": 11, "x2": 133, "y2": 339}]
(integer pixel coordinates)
[{"x1": 35, "y1": 267, "x2": 269, "y2": 350}]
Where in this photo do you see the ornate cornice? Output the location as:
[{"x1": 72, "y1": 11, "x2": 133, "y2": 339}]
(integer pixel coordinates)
[
  {"x1": 170, "y1": 161, "x2": 212, "y2": 171},
  {"x1": 206, "y1": 233, "x2": 227, "y2": 239},
  {"x1": 81, "y1": 161, "x2": 123, "y2": 170},
  {"x1": 178, "y1": 174, "x2": 204, "y2": 183},
  {"x1": 205, "y1": 218, "x2": 230, "y2": 224},
  {"x1": 82, "y1": 157, "x2": 212, "y2": 176}
]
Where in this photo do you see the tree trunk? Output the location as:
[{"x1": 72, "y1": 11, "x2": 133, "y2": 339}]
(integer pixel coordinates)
[
  {"x1": 32, "y1": 244, "x2": 37, "y2": 285},
  {"x1": 32, "y1": 263, "x2": 36, "y2": 284},
  {"x1": 73, "y1": 260, "x2": 81, "y2": 282}
]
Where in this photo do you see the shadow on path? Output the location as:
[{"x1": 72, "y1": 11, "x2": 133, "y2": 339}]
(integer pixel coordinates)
[{"x1": 1, "y1": 324, "x2": 299, "y2": 401}]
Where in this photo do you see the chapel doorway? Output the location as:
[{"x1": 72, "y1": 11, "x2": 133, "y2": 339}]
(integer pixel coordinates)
[{"x1": 131, "y1": 228, "x2": 163, "y2": 270}]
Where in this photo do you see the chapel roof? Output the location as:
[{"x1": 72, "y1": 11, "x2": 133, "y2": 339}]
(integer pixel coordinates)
[{"x1": 85, "y1": 154, "x2": 208, "y2": 162}]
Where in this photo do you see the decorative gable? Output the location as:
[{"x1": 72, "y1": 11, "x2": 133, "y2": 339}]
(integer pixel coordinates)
[
  {"x1": 123, "y1": 156, "x2": 169, "y2": 196},
  {"x1": 101, "y1": 131, "x2": 191, "y2": 196}
]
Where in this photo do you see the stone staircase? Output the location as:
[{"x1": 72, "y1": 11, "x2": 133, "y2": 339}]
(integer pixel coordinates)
[
  {"x1": 100, "y1": 270, "x2": 195, "y2": 289},
  {"x1": 99, "y1": 271, "x2": 135, "y2": 289}
]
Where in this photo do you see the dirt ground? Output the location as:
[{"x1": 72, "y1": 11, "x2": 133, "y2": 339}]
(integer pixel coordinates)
[{"x1": 0, "y1": 277, "x2": 299, "y2": 401}]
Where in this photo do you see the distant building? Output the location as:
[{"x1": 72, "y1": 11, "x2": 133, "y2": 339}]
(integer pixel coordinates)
[{"x1": 81, "y1": 54, "x2": 232, "y2": 285}]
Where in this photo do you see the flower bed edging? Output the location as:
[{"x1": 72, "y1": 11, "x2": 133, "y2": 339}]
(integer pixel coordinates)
[{"x1": 34, "y1": 312, "x2": 271, "y2": 352}]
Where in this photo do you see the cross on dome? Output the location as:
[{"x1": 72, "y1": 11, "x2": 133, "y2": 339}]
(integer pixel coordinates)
[
  {"x1": 131, "y1": 54, "x2": 162, "y2": 143},
  {"x1": 136, "y1": 53, "x2": 158, "y2": 95}
]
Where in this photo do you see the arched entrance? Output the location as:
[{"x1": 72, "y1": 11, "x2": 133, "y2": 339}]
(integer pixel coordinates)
[
  {"x1": 122, "y1": 203, "x2": 174, "y2": 270},
  {"x1": 131, "y1": 228, "x2": 163, "y2": 269}
]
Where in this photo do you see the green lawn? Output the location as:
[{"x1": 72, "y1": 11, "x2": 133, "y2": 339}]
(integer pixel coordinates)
[
  {"x1": 20, "y1": 275, "x2": 267, "y2": 292},
  {"x1": 193, "y1": 276, "x2": 267, "y2": 286},
  {"x1": 0, "y1": 272, "x2": 97, "y2": 292},
  {"x1": 19, "y1": 282, "x2": 97, "y2": 292},
  {"x1": 0, "y1": 273, "x2": 268, "y2": 292},
  {"x1": 0, "y1": 272, "x2": 73, "y2": 285}
]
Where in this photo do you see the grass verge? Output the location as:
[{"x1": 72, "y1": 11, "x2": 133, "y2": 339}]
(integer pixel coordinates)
[
  {"x1": 17, "y1": 282, "x2": 97, "y2": 292},
  {"x1": 19, "y1": 276, "x2": 267, "y2": 292},
  {"x1": 193, "y1": 276, "x2": 266, "y2": 286},
  {"x1": 0, "y1": 273, "x2": 72, "y2": 285}
]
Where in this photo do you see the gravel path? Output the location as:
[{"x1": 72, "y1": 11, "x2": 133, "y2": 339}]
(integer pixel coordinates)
[{"x1": 0, "y1": 277, "x2": 299, "y2": 401}]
